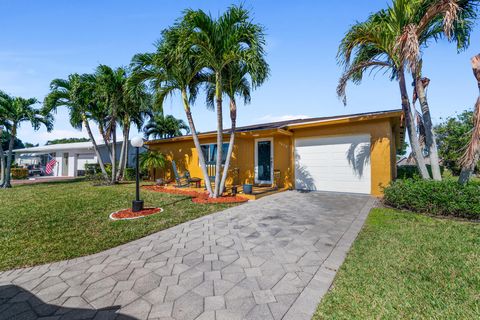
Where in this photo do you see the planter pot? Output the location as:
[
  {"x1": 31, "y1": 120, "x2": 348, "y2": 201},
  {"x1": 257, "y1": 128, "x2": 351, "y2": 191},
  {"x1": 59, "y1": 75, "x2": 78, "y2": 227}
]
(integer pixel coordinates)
[
  {"x1": 243, "y1": 183, "x2": 253, "y2": 194},
  {"x1": 155, "y1": 178, "x2": 164, "y2": 186}
]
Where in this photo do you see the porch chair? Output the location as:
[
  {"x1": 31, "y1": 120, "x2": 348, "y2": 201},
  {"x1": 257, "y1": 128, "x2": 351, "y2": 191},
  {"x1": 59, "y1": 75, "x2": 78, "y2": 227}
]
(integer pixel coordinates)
[{"x1": 171, "y1": 160, "x2": 190, "y2": 188}]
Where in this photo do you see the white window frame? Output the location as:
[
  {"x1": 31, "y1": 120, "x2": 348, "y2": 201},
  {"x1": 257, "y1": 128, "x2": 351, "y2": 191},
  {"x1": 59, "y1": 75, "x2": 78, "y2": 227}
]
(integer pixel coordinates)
[{"x1": 254, "y1": 138, "x2": 274, "y2": 184}]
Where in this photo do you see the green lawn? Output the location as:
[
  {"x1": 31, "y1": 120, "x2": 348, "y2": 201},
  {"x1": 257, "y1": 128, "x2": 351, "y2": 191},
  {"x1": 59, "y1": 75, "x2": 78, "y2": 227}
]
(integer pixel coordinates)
[
  {"x1": 314, "y1": 208, "x2": 480, "y2": 319},
  {"x1": 0, "y1": 180, "x2": 236, "y2": 271}
]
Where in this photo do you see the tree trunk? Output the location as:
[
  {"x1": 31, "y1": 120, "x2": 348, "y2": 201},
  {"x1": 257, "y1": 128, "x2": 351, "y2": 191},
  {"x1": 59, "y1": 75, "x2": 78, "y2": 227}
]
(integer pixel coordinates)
[
  {"x1": 398, "y1": 69, "x2": 431, "y2": 179},
  {"x1": 213, "y1": 73, "x2": 223, "y2": 198},
  {"x1": 116, "y1": 121, "x2": 129, "y2": 180},
  {"x1": 99, "y1": 123, "x2": 114, "y2": 164},
  {"x1": 2, "y1": 125, "x2": 17, "y2": 188},
  {"x1": 182, "y1": 89, "x2": 213, "y2": 196},
  {"x1": 111, "y1": 126, "x2": 117, "y2": 184},
  {"x1": 0, "y1": 126, "x2": 5, "y2": 187},
  {"x1": 414, "y1": 75, "x2": 442, "y2": 180},
  {"x1": 459, "y1": 54, "x2": 480, "y2": 184},
  {"x1": 219, "y1": 99, "x2": 237, "y2": 195},
  {"x1": 83, "y1": 117, "x2": 109, "y2": 180}
]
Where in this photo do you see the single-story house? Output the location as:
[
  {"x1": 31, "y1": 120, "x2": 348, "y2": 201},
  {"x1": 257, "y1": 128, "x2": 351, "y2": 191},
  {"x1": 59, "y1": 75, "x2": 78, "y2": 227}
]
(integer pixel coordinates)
[
  {"x1": 13, "y1": 140, "x2": 145, "y2": 177},
  {"x1": 147, "y1": 109, "x2": 404, "y2": 196}
]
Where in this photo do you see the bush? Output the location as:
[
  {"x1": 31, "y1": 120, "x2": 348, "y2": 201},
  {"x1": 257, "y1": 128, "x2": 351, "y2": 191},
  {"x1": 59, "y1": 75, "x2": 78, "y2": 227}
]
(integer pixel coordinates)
[
  {"x1": 11, "y1": 168, "x2": 28, "y2": 179},
  {"x1": 396, "y1": 165, "x2": 444, "y2": 179},
  {"x1": 383, "y1": 179, "x2": 480, "y2": 219},
  {"x1": 124, "y1": 168, "x2": 135, "y2": 181}
]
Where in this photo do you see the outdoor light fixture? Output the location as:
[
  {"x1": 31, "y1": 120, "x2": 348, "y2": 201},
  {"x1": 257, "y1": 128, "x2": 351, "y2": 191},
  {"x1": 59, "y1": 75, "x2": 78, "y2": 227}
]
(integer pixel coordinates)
[{"x1": 131, "y1": 136, "x2": 144, "y2": 212}]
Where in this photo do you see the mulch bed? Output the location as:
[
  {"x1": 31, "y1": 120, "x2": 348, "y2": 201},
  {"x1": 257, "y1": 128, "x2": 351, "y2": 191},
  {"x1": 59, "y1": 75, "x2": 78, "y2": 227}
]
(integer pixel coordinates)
[
  {"x1": 109, "y1": 207, "x2": 163, "y2": 220},
  {"x1": 143, "y1": 185, "x2": 249, "y2": 204}
]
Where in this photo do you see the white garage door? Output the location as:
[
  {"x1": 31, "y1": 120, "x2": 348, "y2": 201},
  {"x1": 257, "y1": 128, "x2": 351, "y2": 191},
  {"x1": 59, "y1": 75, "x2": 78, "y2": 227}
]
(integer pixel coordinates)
[{"x1": 295, "y1": 134, "x2": 371, "y2": 194}]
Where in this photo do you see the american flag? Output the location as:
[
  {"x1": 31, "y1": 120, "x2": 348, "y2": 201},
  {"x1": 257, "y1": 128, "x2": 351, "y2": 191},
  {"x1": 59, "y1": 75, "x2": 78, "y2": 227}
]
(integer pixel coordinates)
[{"x1": 45, "y1": 156, "x2": 57, "y2": 175}]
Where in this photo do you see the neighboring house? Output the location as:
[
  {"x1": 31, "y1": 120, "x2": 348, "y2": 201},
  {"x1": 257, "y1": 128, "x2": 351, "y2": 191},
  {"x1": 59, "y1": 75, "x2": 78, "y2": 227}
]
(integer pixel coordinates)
[
  {"x1": 13, "y1": 141, "x2": 145, "y2": 177},
  {"x1": 147, "y1": 109, "x2": 404, "y2": 196}
]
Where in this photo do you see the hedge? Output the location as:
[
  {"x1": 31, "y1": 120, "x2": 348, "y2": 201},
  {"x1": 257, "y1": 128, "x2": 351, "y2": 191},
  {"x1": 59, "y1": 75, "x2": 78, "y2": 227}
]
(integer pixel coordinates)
[
  {"x1": 11, "y1": 168, "x2": 28, "y2": 180},
  {"x1": 383, "y1": 179, "x2": 480, "y2": 219}
]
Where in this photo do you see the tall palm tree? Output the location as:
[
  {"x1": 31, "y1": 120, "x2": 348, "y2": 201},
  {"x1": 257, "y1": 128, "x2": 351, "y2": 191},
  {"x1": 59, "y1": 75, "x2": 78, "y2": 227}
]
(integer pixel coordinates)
[
  {"x1": 95, "y1": 65, "x2": 127, "y2": 184},
  {"x1": 144, "y1": 112, "x2": 190, "y2": 140},
  {"x1": 130, "y1": 26, "x2": 214, "y2": 195},
  {"x1": 338, "y1": 0, "x2": 477, "y2": 179},
  {"x1": 0, "y1": 91, "x2": 8, "y2": 186},
  {"x1": 0, "y1": 93, "x2": 53, "y2": 188},
  {"x1": 459, "y1": 54, "x2": 480, "y2": 184},
  {"x1": 44, "y1": 74, "x2": 109, "y2": 180},
  {"x1": 393, "y1": 0, "x2": 478, "y2": 180},
  {"x1": 181, "y1": 5, "x2": 268, "y2": 197}
]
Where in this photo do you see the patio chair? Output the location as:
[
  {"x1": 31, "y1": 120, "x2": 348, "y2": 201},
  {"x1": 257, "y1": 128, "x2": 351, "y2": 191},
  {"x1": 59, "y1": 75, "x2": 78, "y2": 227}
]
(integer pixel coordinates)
[{"x1": 171, "y1": 160, "x2": 190, "y2": 188}]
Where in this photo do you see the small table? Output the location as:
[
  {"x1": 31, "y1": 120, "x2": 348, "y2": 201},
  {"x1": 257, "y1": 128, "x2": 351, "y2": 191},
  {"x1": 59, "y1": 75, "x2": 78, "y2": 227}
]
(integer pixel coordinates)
[{"x1": 189, "y1": 177, "x2": 202, "y2": 188}]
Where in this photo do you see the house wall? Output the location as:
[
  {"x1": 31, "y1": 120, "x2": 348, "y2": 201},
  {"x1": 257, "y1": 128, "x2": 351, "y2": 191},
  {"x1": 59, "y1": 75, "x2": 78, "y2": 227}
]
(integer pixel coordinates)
[
  {"x1": 291, "y1": 118, "x2": 393, "y2": 195},
  {"x1": 148, "y1": 118, "x2": 396, "y2": 196}
]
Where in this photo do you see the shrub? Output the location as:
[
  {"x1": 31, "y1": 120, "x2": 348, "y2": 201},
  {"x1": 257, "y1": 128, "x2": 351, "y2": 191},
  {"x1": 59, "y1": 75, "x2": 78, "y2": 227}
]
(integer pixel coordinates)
[
  {"x1": 396, "y1": 165, "x2": 444, "y2": 179},
  {"x1": 11, "y1": 168, "x2": 28, "y2": 179},
  {"x1": 383, "y1": 179, "x2": 480, "y2": 219},
  {"x1": 124, "y1": 168, "x2": 136, "y2": 181}
]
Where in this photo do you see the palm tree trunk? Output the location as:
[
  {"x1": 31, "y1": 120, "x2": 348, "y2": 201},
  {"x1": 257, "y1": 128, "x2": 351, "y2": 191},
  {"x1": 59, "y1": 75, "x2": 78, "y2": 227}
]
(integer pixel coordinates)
[
  {"x1": 116, "y1": 122, "x2": 129, "y2": 180},
  {"x1": 84, "y1": 117, "x2": 109, "y2": 180},
  {"x1": 398, "y1": 69, "x2": 431, "y2": 179},
  {"x1": 99, "y1": 123, "x2": 114, "y2": 164},
  {"x1": 2, "y1": 125, "x2": 17, "y2": 188},
  {"x1": 182, "y1": 89, "x2": 213, "y2": 195},
  {"x1": 0, "y1": 126, "x2": 5, "y2": 187},
  {"x1": 214, "y1": 73, "x2": 223, "y2": 198},
  {"x1": 111, "y1": 126, "x2": 117, "y2": 184},
  {"x1": 414, "y1": 75, "x2": 442, "y2": 180},
  {"x1": 459, "y1": 55, "x2": 480, "y2": 185},
  {"x1": 219, "y1": 99, "x2": 237, "y2": 195}
]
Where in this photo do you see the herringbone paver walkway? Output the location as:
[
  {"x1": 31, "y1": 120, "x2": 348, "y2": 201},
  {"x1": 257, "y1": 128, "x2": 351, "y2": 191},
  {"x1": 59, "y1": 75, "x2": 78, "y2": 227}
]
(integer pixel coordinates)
[{"x1": 0, "y1": 191, "x2": 374, "y2": 320}]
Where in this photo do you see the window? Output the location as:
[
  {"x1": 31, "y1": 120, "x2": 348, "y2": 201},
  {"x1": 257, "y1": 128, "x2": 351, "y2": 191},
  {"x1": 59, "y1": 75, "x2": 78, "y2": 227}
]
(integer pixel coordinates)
[{"x1": 201, "y1": 143, "x2": 229, "y2": 164}]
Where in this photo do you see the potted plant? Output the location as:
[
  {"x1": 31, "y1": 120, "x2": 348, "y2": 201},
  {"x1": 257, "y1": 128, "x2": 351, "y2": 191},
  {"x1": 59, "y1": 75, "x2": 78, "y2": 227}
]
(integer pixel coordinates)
[{"x1": 243, "y1": 178, "x2": 253, "y2": 194}]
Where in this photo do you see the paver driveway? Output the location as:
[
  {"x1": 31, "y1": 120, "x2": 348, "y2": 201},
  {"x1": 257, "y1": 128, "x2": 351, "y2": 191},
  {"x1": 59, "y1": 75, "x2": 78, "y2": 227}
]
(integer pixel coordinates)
[{"x1": 0, "y1": 191, "x2": 374, "y2": 320}]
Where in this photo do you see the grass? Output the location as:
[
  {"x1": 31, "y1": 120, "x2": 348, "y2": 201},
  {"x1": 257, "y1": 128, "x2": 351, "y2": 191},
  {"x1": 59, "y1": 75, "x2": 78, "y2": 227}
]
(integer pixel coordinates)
[
  {"x1": 0, "y1": 180, "x2": 236, "y2": 271},
  {"x1": 313, "y1": 208, "x2": 480, "y2": 319}
]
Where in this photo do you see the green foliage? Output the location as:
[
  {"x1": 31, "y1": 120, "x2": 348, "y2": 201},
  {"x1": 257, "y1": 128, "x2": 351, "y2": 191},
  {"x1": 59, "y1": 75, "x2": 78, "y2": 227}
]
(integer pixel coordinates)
[
  {"x1": 397, "y1": 164, "x2": 444, "y2": 179},
  {"x1": 383, "y1": 179, "x2": 480, "y2": 219},
  {"x1": 314, "y1": 208, "x2": 480, "y2": 319},
  {"x1": 10, "y1": 168, "x2": 28, "y2": 179},
  {"x1": 144, "y1": 113, "x2": 189, "y2": 140},
  {"x1": 46, "y1": 137, "x2": 89, "y2": 145},
  {"x1": 1, "y1": 131, "x2": 25, "y2": 151},
  {"x1": 123, "y1": 167, "x2": 136, "y2": 181},
  {"x1": 435, "y1": 110, "x2": 478, "y2": 175}
]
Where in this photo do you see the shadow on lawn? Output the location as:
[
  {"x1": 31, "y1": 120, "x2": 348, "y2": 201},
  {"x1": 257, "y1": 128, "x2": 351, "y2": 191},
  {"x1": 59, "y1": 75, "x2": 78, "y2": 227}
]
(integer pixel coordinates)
[{"x1": 0, "y1": 285, "x2": 138, "y2": 320}]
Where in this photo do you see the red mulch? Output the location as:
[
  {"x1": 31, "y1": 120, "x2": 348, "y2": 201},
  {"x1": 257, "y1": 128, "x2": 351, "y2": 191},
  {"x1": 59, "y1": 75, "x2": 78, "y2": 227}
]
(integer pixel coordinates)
[
  {"x1": 143, "y1": 185, "x2": 249, "y2": 204},
  {"x1": 110, "y1": 207, "x2": 163, "y2": 220}
]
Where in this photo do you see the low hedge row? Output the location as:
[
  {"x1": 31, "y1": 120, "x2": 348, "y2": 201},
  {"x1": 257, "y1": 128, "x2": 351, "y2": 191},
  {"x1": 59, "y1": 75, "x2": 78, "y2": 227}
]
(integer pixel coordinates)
[
  {"x1": 383, "y1": 179, "x2": 480, "y2": 219},
  {"x1": 11, "y1": 168, "x2": 28, "y2": 179}
]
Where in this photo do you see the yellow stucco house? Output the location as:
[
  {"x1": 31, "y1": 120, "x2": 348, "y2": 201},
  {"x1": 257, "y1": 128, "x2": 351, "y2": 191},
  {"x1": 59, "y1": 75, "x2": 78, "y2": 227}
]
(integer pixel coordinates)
[{"x1": 146, "y1": 109, "x2": 404, "y2": 196}]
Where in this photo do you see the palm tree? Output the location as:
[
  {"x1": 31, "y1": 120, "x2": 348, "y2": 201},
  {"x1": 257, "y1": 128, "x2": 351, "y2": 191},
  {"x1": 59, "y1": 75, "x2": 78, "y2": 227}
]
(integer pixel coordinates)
[
  {"x1": 130, "y1": 26, "x2": 214, "y2": 195},
  {"x1": 44, "y1": 74, "x2": 109, "y2": 180},
  {"x1": 393, "y1": 0, "x2": 478, "y2": 180},
  {"x1": 0, "y1": 91, "x2": 8, "y2": 186},
  {"x1": 181, "y1": 5, "x2": 268, "y2": 197},
  {"x1": 338, "y1": 0, "x2": 477, "y2": 179},
  {"x1": 459, "y1": 54, "x2": 480, "y2": 184},
  {"x1": 139, "y1": 150, "x2": 166, "y2": 180},
  {"x1": 0, "y1": 93, "x2": 53, "y2": 188},
  {"x1": 144, "y1": 112, "x2": 190, "y2": 140}
]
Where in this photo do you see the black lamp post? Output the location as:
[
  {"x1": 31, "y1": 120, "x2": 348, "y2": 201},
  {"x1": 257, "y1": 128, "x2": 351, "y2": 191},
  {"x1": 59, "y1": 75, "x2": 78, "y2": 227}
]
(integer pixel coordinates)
[{"x1": 131, "y1": 136, "x2": 144, "y2": 212}]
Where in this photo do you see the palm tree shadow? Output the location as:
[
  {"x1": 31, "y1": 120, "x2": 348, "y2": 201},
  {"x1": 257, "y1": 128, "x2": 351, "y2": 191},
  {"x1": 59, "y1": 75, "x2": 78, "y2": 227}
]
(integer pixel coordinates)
[
  {"x1": 0, "y1": 285, "x2": 138, "y2": 320},
  {"x1": 346, "y1": 142, "x2": 371, "y2": 178},
  {"x1": 294, "y1": 153, "x2": 316, "y2": 190}
]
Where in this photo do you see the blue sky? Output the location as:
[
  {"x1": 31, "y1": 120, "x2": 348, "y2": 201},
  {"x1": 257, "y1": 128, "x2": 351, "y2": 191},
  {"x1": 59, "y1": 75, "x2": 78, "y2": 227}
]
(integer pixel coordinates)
[{"x1": 1, "y1": 0, "x2": 479, "y2": 145}]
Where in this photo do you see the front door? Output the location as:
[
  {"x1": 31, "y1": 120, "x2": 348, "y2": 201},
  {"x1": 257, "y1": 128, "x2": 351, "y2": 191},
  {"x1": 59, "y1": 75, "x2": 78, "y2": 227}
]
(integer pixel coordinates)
[
  {"x1": 62, "y1": 153, "x2": 69, "y2": 176},
  {"x1": 255, "y1": 138, "x2": 273, "y2": 184}
]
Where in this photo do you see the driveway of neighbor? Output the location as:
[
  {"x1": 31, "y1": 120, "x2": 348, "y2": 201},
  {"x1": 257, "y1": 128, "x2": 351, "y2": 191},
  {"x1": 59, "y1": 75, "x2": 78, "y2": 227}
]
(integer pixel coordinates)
[{"x1": 0, "y1": 191, "x2": 375, "y2": 320}]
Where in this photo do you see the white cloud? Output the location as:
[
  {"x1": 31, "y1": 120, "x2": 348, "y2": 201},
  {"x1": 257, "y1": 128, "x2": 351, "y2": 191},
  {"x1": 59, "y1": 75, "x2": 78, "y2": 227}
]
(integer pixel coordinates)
[{"x1": 256, "y1": 114, "x2": 311, "y2": 123}]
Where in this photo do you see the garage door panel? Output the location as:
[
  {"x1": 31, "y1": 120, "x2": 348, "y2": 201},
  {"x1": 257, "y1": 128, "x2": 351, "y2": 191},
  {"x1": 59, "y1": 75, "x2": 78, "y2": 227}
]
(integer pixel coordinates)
[{"x1": 295, "y1": 134, "x2": 371, "y2": 194}]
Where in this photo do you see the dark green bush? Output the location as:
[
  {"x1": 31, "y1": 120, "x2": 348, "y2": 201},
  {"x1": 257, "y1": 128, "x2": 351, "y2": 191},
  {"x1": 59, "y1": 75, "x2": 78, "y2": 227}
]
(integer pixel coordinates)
[
  {"x1": 11, "y1": 168, "x2": 28, "y2": 179},
  {"x1": 396, "y1": 165, "x2": 444, "y2": 179},
  {"x1": 383, "y1": 179, "x2": 480, "y2": 219},
  {"x1": 123, "y1": 168, "x2": 135, "y2": 181}
]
